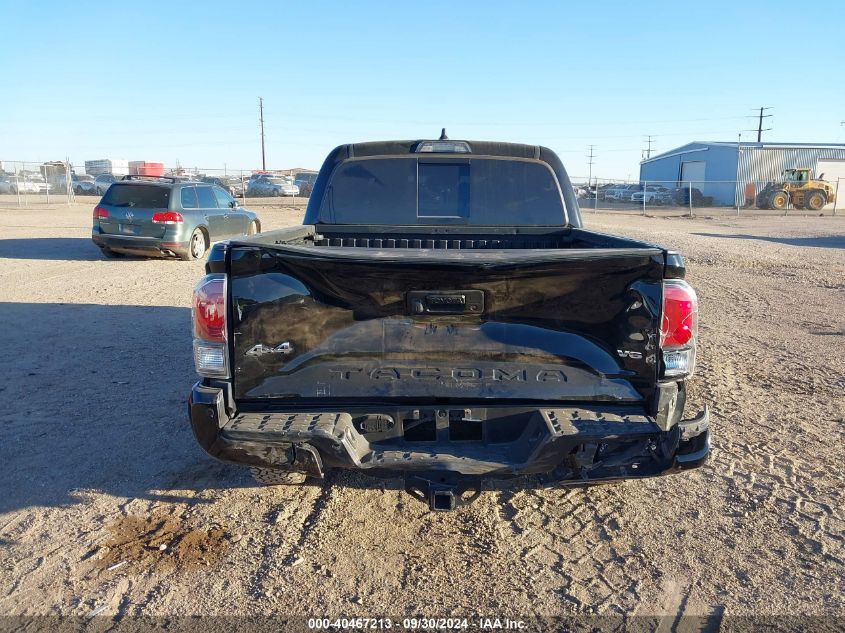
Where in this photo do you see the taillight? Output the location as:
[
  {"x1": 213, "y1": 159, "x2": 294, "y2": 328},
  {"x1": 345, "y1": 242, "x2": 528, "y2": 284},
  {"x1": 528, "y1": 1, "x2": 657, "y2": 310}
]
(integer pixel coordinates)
[
  {"x1": 192, "y1": 274, "x2": 228, "y2": 377},
  {"x1": 93, "y1": 206, "x2": 108, "y2": 220},
  {"x1": 152, "y1": 211, "x2": 184, "y2": 224},
  {"x1": 660, "y1": 280, "x2": 698, "y2": 377}
]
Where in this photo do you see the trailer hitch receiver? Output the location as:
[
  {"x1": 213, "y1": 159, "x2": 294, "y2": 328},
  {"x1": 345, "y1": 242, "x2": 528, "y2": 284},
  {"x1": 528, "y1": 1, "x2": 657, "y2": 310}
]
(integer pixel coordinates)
[{"x1": 404, "y1": 475, "x2": 481, "y2": 511}]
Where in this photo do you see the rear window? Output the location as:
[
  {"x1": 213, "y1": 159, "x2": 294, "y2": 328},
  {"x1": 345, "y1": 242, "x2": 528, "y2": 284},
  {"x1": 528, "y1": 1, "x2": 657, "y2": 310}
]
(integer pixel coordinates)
[
  {"x1": 317, "y1": 157, "x2": 565, "y2": 225},
  {"x1": 101, "y1": 184, "x2": 170, "y2": 208}
]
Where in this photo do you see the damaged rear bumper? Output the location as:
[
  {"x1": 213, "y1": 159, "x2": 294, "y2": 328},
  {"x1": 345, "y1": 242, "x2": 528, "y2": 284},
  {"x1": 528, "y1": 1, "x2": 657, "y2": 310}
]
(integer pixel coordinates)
[{"x1": 189, "y1": 382, "x2": 709, "y2": 509}]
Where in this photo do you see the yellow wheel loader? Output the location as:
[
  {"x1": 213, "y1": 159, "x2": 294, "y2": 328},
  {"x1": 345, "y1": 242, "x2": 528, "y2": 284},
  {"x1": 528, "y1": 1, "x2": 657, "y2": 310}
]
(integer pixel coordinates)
[{"x1": 755, "y1": 168, "x2": 836, "y2": 211}]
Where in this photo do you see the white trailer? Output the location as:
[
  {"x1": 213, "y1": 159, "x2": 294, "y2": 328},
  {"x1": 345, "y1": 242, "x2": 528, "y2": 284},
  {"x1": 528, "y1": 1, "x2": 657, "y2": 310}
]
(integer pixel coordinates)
[{"x1": 84, "y1": 159, "x2": 129, "y2": 177}]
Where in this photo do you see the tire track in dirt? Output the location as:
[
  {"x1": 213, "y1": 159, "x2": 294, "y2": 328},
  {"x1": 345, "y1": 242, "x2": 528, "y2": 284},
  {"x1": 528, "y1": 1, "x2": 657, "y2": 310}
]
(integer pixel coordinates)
[{"x1": 248, "y1": 479, "x2": 334, "y2": 600}]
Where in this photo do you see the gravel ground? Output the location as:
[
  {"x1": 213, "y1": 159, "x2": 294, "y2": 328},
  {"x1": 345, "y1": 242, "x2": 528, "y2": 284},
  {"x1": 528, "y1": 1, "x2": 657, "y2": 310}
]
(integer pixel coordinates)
[{"x1": 0, "y1": 202, "x2": 842, "y2": 622}]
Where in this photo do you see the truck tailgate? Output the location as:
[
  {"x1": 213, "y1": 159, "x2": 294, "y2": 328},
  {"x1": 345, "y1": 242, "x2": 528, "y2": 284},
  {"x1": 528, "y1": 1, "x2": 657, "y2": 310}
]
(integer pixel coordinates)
[{"x1": 227, "y1": 245, "x2": 664, "y2": 404}]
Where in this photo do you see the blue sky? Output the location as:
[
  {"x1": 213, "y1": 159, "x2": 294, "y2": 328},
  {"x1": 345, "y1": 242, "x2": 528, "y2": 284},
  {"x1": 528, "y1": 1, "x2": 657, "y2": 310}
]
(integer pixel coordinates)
[{"x1": 2, "y1": 0, "x2": 843, "y2": 178}]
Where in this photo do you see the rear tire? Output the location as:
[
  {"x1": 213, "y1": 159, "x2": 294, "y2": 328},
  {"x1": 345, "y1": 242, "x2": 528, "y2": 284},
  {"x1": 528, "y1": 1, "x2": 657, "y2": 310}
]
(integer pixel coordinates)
[
  {"x1": 181, "y1": 228, "x2": 207, "y2": 261},
  {"x1": 805, "y1": 190, "x2": 826, "y2": 211},
  {"x1": 250, "y1": 467, "x2": 307, "y2": 486}
]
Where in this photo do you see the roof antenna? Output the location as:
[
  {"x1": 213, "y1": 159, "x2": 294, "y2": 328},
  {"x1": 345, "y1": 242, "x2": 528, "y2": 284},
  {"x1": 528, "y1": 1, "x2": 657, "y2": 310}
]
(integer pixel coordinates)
[{"x1": 439, "y1": 128, "x2": 448, "y2": 140}]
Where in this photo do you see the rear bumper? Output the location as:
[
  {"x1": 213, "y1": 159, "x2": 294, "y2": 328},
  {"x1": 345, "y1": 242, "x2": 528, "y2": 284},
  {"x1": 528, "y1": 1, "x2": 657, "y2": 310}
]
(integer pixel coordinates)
[
  {"x1": 189, "y1": 383, "x2": 710, "y2": 495},
  {"x1": 92, "y1": 233, "x2": 189, "y2": 258}
]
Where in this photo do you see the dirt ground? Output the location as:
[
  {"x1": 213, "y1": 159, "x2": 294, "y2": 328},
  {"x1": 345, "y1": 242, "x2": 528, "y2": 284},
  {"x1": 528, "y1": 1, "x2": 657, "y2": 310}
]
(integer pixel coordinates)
[{"x1": 0, "y1": 201, "x2": 842, "y2": 622}]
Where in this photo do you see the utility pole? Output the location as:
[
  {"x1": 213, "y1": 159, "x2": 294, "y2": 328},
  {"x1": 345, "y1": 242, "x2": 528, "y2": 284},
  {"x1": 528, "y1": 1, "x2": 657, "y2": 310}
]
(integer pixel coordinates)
[
  {"x1": 643, "y1": 135, "x2": 655, "y2": 159},
  {"x1": 586, "y1": 145, "x2": 596, "y2": 211},
  {"x1": 755, "y1": 107, "x2": 772, "y2": 142},
  {"x1": 259, "y1": 97, "x2": 266, "y2": 170},
  {"x1": 586, "y1": 144, "x2": 595, "y2": 186},
  {"x1": 735, "y1": 133, "x2": 742, "y2": 214}
]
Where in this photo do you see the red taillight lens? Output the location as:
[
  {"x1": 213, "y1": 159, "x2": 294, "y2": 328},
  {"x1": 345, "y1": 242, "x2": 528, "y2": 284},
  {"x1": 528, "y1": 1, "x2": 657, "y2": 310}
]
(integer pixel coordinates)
[
  {"x1": 93, "y1": 206, "x2": 108, "y2": 220},
  {"x1": 193, "y1": 275, "x2": 226, "y2": 342},
  {"x1": 152, "y1": 211, "x2": 184, "y2": 224},
  {"x1": 660, "y1": 281, "x2": 698, "y2": 349}
]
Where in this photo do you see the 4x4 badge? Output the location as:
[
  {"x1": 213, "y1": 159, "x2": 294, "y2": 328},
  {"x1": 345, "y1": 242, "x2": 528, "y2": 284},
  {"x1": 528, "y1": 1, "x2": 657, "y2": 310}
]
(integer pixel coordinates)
[{"x1": 245, "y1": 342, "x2": 294, "y2": 357}]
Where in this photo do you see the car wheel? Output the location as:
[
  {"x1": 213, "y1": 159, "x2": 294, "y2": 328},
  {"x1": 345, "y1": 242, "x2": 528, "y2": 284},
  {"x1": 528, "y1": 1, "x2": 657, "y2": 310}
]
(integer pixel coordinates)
[
  {"x1": 181, "y1": 228, "x2": 207, "y2": 261},
  {"x1": 247, "y1": 220, "x2": 259, "y2": 235},
  {"x1": 272, "y1": 189, "x2": 280, "y2": 197},
  {"x1": 250, "y1": 467, "x2": 307, "y2": 486}
]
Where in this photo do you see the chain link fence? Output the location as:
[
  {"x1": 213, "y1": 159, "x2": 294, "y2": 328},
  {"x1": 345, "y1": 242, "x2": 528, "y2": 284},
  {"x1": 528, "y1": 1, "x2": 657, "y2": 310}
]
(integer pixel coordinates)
[
  {"x1": 1, "y1": 159, "x2": 841, "y2": 217},
  {"x1": 0, "y1": 160, "x2": 317, "y2": 210},
  {"x1": 570, "y1": 177, "x2": 842, "y2": 216}
]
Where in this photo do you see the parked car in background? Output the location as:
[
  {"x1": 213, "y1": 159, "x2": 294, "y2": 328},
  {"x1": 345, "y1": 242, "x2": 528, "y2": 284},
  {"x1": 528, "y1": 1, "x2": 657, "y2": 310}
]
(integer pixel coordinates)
[
  {"x1": 575, "y1": 185, "x2": 597, "y2": 199},
  {"x1": 294, "y1": 172, "x2": 318, "y2": 198},
  {"x1": 672, "y1": 186, "x2": 709, "y2": 206},
  {"x1": 91, "y1": 175, "x2": 261, "y2": 260},
  {"x1": 72, "y1": 174, "x2": 98, "y2": 195},
  {"x1": 247, "y1": 175, "x2": 299, "y2": 197},
  {"x1": 586, "y1": 183, "x2": 612, "y2": 201},
  {"x1": 631, "y1": 186, "x2": 671, "y2": 204},
  {"x1": 94, "y1": 173, "x2": 120, "y2": 195},
  {"x1": 201, "y1": 176, "x2": 245, "y2": 198},
  {"x1": 0, "y1": 175, "x2": 13, "y2": 194},
  {"x1": 603, "y1": 184, "x2": 640, "y2": 201},
  {"x1": 8, "y1": 175, "x2": 47, "y2": 194}
]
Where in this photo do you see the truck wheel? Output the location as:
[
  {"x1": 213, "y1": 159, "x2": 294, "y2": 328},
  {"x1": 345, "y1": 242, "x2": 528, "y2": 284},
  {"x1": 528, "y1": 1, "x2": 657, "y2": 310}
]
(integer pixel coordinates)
[
  {"x1": 181, "y1": 228, "x2": 207, "y2": 261},
  {"x1": 250, "y1": 467, "x2": 307, "y2": 486},
  {"x1": 805, "y1": 190, "x2": 826, "y2": 211},
  {"x1": 770, "y1": 191, "x2": 788, "y2": 210}
]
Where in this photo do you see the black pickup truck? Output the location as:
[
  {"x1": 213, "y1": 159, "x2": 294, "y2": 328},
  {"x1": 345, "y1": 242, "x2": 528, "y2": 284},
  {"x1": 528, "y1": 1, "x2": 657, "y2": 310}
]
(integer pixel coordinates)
[{"x1": 188, "y1": 137, "x2": 709, "y2": 511}]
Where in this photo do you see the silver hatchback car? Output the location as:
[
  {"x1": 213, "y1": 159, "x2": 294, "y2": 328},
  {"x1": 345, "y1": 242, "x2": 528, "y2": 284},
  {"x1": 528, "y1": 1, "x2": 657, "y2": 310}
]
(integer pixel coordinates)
[{"x1": 91, "y1": 175, "x2": 261, "y2": 260}]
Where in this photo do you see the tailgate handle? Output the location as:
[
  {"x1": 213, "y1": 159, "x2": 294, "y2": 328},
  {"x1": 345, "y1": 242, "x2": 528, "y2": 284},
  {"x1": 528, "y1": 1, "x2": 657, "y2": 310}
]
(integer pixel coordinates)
[{"x1": 407, "y1": 290, "x2": 484, "y2": 315}]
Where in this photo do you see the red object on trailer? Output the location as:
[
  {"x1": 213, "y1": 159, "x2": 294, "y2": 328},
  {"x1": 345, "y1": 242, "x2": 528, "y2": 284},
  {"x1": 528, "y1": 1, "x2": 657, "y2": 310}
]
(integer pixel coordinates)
[{"x1": 129, "y1": 161, "x2": 165, "y2": 177}]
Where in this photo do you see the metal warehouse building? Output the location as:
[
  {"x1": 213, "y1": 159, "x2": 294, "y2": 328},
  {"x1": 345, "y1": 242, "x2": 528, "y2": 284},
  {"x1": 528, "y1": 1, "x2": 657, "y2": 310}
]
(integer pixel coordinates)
[{"x1": 639, "y1": 142, "x2": 845, "y2": 207}]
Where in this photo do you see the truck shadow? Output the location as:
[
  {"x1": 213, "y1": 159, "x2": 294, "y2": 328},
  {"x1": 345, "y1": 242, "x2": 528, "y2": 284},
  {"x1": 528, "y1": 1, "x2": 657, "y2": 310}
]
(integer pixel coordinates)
[
  {"x1": 692, "y1": 232, "x2": 845, "y2": 249},
  {"x1": 0, "y1": 302, "x2": 253, "y2": 515}
]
